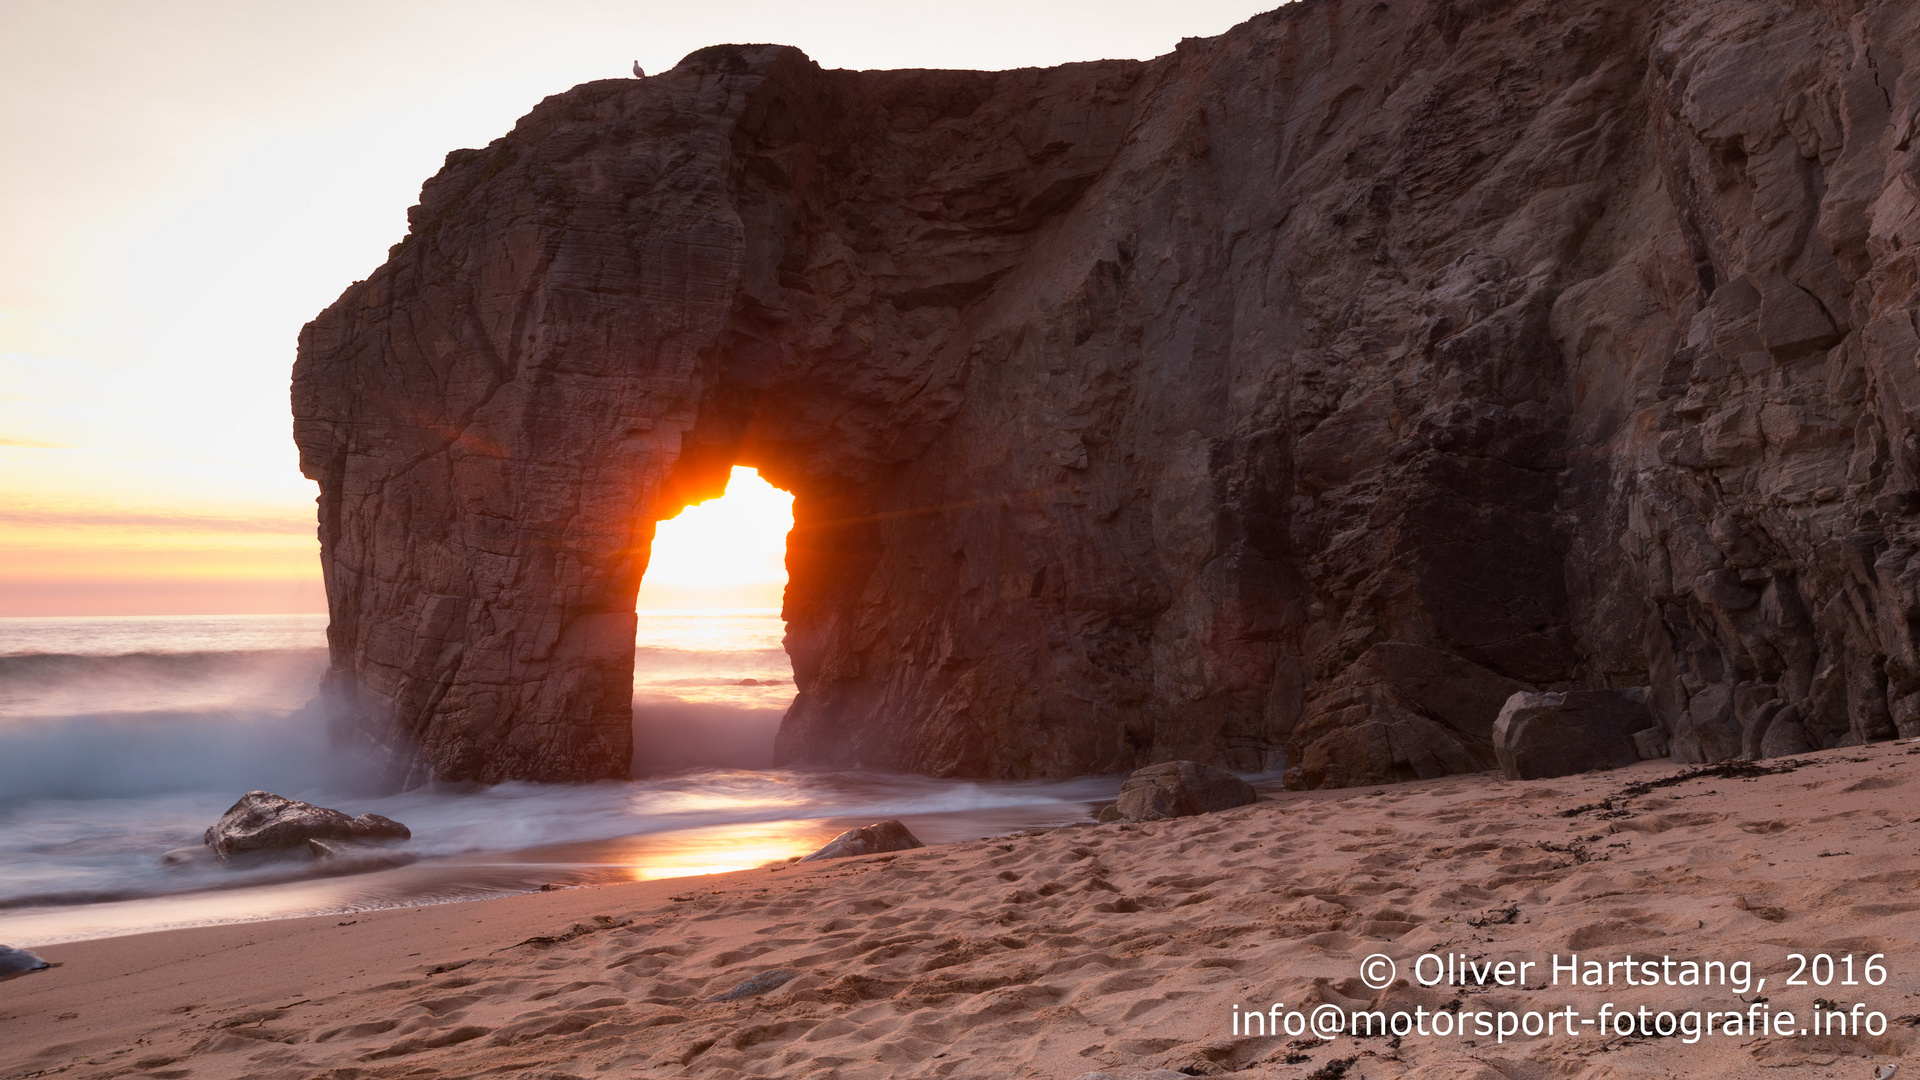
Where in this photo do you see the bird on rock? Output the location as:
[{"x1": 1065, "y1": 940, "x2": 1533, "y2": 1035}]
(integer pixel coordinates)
[{"x1": 632, "y1": 61, "x2": 645, "y2": 78}]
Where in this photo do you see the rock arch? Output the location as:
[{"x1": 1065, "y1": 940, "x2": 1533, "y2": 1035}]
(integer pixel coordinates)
[{"x1": 295, "y1": 2, "x2": 1920, "y2": 787}]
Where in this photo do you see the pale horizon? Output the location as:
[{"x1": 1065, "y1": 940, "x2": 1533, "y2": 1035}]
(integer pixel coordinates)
[{"x1": 0, "y1": 0, "x2": 1281, "y2": 616}]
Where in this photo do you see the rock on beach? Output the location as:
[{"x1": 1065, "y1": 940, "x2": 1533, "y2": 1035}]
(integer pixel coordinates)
[
  {"x1": 0, "y1": 947, "x2": 50, "y2": 979},
  {"x1": 202, "y1": 791, "x2": 411, "y2": 860},
  {"x1": 797, "y1": 820, "x2": 924, "y2": 862},
  {"x1": 1111, "y1": 761, "x2": 1257, "y2": 822},
  {"x1": 1493, "y1": 690, "x2": 1658, "y2": 781}
]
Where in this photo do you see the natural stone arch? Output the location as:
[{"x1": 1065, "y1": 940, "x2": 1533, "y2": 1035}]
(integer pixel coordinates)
[
  {"x1": 294, "y1": 45, "x2": 1212, "y2": 786},
  {"x1": 295, "y1": 2, "x2": 1920, "y2": 788}
]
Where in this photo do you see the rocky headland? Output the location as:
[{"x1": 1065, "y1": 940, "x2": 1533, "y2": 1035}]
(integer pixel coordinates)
[{"x1": 294, "y1": 0, "x2": 1920, "y2": 787}]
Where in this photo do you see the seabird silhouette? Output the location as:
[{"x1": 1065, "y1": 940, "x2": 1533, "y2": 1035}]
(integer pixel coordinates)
[{"x1": 632, "y1": 61, "x2": 645, "y2": 78}]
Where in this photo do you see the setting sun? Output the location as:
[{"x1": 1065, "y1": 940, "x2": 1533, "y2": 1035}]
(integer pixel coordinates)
[{"x1": 635, "y1": 466, "x2": 793, "y2": 610}]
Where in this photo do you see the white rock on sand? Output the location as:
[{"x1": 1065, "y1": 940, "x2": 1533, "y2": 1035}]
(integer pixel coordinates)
[
  {"x1": 0, "y1": 946, "x2": 49, "y2": 979},
  {"x1": 2, "y1": 741, "x2": 1916, "y2": 1078}
]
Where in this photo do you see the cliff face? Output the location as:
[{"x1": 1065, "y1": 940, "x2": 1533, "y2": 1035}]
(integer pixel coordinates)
[{"x1": 294, "y1": 0, "x2": 1920, "y2": 787}]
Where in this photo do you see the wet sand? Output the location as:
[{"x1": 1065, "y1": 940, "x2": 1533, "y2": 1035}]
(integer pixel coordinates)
[{"x1": 4, "y1": 741, "x2": 1917, "y2": 1079}]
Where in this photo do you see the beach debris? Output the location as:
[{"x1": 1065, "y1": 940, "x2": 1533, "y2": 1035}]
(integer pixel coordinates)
[
  {"x1": 1112, "y1": 760, "x2": 1256, "y2": 822},
  {"x1": 1560, "y1": 759, "x2": 1802, "y2": 818},
  {"x1": 798, "y1": 819, "x2": 925, "y2": 862},
  {"x1": 0, "y1": 945, "x2": 51, "y2": 978},
  {"x1": 498, "y1": 914, "x2": 626, "y2": 952},
  {"x1": 1874, "y1": 1064, "x2": 1898, "y2": 1080},
  {"x1": 708, "y1": 969, "x2": 798, "y2": 1001},
  {"x1": 1467, "y1": 904, "x2": 1521, "y2": 927},
  {"x1": 1307, "y1": 1058, "x2": 1358, "y2": 1080},
  {"x1": 201, "y1": 791, "x2": 411, "y2": 861},
  {"x1": 1493, "y1": 689, "x2": 1657, "y2": 781}
]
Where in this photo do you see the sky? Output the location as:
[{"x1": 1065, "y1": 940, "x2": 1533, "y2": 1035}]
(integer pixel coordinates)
[
  {"x1": 0, "y1": 0, "x2": 1282, "y2": 617},
  {"x1": 637, "y1": 467, "x2": 794, "y2": 610}
]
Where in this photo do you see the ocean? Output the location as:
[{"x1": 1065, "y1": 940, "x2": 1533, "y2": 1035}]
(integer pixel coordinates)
[{"x1": 0, "y1": 612, "x2": 1120, "y2": 946}]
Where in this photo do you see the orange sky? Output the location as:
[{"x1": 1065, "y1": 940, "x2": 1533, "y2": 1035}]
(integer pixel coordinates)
[
  {"x1": 0, "y1": 0, "x2": 1277, "y2": 617},
  {"x1": 635, "y1": 468, "x2": 794, "y2": 611}
]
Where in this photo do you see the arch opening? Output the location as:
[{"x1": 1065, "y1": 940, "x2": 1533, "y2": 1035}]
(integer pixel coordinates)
[{"x1": 631, "y1": 467, "x2": 797, "y2": 773}]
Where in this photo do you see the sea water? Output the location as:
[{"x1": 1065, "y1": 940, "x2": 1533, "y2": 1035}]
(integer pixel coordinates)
[{"x1": 0, "y1": 612, "x2": 1118, "y2": 945}]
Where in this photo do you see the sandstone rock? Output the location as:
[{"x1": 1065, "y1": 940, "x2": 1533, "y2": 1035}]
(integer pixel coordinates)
[
  {"x1": 295, "y1": 2, "x2": 1920, "y2": 788},
  {"x1": 1493, "y1": 690, "x2": 1655, "y2": 781},
  {"x1": 0, "y1": 946, "x2": 49, "y2": 978},
  {"x1": 1113, "y1": 761, "x2": 1256, "y2": 822},
  {"x1": 797, "y1": 820, "x2": 923, "y2": 862},
  {"x1": 203, "y1": 791, "x2": 410, "y2": 861}
]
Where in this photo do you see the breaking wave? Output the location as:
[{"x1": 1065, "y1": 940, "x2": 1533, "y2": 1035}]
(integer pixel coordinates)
[{"x1": 0, "y1": 611, "x2": 1129, "y2": 946}]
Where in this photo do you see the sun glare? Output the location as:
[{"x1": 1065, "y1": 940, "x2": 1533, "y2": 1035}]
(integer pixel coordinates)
[
  {"x1": 636, "y1": 467, "x2": 794, "y2": 610},
  {"x1": 618, "y1": 820, "x2": 838, "y2": 881}
]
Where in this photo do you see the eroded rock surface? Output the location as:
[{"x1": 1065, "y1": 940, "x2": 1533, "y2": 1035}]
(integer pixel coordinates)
[
  {"x1": 295, "y1": 0, "x2": 1920, "y2": 787},
  {"x1": 797, "y1": 820, "x2": 924, "y2": 862},
  {"x1": 1493, "y1": 689, "x2": 1656, "y2": 780},
  {"x1": 204, "y1": 791, "x2": 410, "y2": 860},
  {"x1": 1113, "y1": 760, "x2": 1259, "y2": 822}
]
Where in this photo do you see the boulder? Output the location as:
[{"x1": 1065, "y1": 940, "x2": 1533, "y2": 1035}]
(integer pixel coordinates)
[
  {"x1": 203, "y1": 791, "x2": 411, "y2": 860},
  {"x1": 1631, "y1": 727, "x2": 1670, "y2": 760},
  {"x1": 1113, "y1": 761, "x2": 1257, "y2": 822},
  {"x1": 798, "y1": 820, "x2": 924, "y2": 862},
  {"x1": 1285, "y1": 705, "x2": 1491, "y2": 790},
  {"x1": 1493, "y1": 690, "x2": 1658, "y2": 781},
  {"x1": 1759, "y1": 711, "x2": 1815, "y2": 758},
  {"x1": 0, "y1": 945, "x2": 50, "y2": 978}
]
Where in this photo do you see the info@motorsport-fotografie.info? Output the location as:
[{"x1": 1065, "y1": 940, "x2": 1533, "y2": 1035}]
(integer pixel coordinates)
[{"x1": 1229, "y1": 951, "x2": 1893, "y2": 1045}]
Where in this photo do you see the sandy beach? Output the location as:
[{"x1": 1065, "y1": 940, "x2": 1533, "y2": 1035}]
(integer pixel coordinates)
[{"x1": 5, "y1": 742, "x2": 1917, "y2": 1080}]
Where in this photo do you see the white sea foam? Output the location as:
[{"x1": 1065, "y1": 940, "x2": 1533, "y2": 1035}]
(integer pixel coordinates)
[{"x1": 0, "y1": 611, "x2": 1122, "y2": 944}]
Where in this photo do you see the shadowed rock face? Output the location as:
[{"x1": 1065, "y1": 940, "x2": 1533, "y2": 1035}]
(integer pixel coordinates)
[{"x1": 294, "y1": 0, "x2": 1920, "y2": 787}]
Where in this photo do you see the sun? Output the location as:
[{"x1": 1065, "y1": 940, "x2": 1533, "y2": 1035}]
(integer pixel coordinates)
[{"x1": 636, "y1": 467, "x2": 794, "y2": 610}]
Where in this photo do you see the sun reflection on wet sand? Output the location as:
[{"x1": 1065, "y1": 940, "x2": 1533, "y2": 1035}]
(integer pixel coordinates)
[
  {"x1": 0, "y1": 819, "x2": 848, "y2": 946},
  {"x1": 0, "y1": 786, "x2": 1120, "y2": 947},
  {"x1": 608, "y1": 819, "x2": 839, "y2": 881}
]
